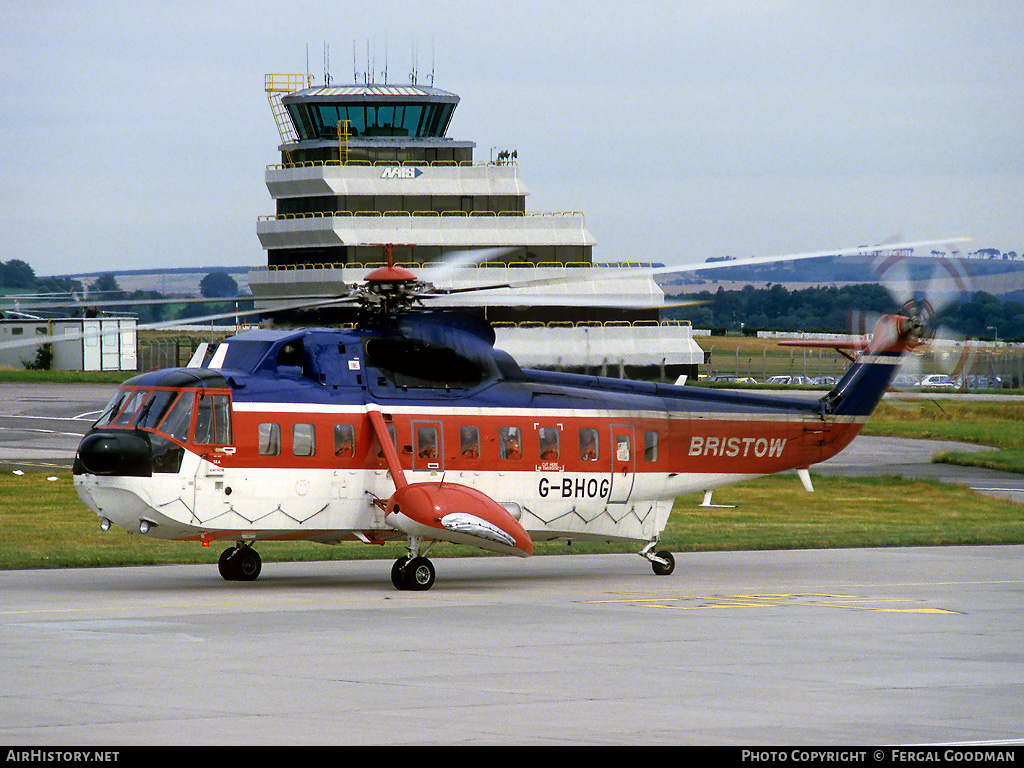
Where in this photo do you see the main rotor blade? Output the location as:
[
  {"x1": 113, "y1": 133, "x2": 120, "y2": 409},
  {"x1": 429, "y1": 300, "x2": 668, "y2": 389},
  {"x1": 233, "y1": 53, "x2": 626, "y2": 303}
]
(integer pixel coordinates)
[
  {"x1": 0, "y1": 291, "x2": 352, "y2": 314},
  {"x1": 0, "y1": 294, "x2": 360, "y2": 353},
  {"x1": 426, "y1": 237, "x2": 972, "y2": 296},
  {"x1": 426, "y1": 246, "x2": 518, "y2": 283},
  {"x1": 421, "y1": 292, "x2": 706, "y2": 310}
]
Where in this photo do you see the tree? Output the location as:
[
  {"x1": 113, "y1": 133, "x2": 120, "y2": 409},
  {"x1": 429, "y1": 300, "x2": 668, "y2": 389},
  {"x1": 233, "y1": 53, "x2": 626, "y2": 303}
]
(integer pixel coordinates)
[
  {"x1": 89, "y1": 273, "x2": 124, "y2": 298},
  {"x1": 0, "y1": 259, "x2": 36, "y2": 289},
  {"x1": 200, "y1": 271, "x2": 239, "y2": 299}
]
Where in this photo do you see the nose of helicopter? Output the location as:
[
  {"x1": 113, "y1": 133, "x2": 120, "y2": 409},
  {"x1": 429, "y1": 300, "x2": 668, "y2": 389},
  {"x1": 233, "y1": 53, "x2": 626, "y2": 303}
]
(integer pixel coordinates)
[{"x1": 75, "y1": 430, "x2": 153, "y2": 477}]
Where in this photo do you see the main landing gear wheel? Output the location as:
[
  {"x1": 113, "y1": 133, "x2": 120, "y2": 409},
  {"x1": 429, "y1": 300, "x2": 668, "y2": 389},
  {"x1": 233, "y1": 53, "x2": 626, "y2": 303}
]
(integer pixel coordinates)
[
  {"x1": 218, "y1": 546, "x2": 262, "y2": 582},
  {"x1": 651, "y1": 550, "x2": 675, "y2": 576},
  {"x1": 391, "y1": 555, "x2": 436, "y2": 591}
]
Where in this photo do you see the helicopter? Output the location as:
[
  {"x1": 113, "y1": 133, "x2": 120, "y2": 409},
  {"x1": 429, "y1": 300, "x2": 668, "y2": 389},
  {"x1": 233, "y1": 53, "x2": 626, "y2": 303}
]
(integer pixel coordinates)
[{"x1": 9, "y1": 238, "x2": 968, "y2": 590}]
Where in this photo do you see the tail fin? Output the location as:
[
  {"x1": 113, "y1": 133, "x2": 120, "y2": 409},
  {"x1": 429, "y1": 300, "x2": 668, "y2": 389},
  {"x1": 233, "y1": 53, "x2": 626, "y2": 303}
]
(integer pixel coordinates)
[{"x1": 820, "y1": 313, "x2": 922, "y2": 418}]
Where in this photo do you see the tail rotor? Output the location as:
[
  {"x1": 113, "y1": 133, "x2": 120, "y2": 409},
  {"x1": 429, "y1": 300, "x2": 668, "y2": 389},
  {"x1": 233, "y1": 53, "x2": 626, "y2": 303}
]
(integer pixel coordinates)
[{"x1": 870, "y1": 245, "x2": 976, "y2": 385}]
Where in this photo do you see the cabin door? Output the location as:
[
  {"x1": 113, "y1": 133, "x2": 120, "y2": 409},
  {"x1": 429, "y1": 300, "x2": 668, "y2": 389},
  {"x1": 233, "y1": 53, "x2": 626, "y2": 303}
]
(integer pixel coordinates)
[{"x1": 608, "y1": 425, "x2": 636, "y2": 503}]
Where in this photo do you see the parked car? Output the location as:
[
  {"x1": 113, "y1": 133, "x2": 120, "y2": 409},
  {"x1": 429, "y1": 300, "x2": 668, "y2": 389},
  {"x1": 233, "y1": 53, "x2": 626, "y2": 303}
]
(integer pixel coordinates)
[
  {"x1": 891, "y1": 374, "x2": 922, "y2": 388},
  {"x1": 920, "y1": 374, "x2": 957, "y2": 388},
  {"x1": 706, "y1": 375, "x2": 759, "y2": 385},
  {"x1": 963, "y1": 375, "x2": 1003, "y2": 389},
  {"x1": 764, "y1": 375, "x2": 812, "y2": 385},
  {"x1": 810, "y1": 376, "x2": 836, "y2": 386}
]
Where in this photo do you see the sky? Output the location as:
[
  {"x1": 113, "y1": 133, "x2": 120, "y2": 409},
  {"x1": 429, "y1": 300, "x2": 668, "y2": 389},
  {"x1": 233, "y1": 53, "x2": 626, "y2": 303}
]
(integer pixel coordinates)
[{"x1": 2, "y1": 0, "x2": 1023, "y2": 278}]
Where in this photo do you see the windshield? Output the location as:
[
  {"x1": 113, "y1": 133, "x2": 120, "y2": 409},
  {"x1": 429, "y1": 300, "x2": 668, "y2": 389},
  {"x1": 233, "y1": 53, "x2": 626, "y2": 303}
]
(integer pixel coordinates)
[{"x1": 90, "y1": 386, "x2": 231, "y2": 446}]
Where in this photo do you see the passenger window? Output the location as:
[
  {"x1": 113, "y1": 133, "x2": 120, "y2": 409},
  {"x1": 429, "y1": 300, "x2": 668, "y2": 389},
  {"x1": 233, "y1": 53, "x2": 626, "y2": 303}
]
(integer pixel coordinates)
[
  {"x1": 615, "y1": 435, "x2": 631, "y2": 461},
  {"x1": 293, "y1": 423, "x2": 316, "y2": 457},
  {"x1": 258, "y1": 423, "x2": 281, "y2": 456},
  {"x1": 538, "y1": 427, "x2": 560, "y2": 460},
  {"x1": 499, "y1": 427, "x2": 522, "y2": 460},
  {"x1": 416, "y1": 426, "x2": 439, "y2": 459},
  {"x1": 334, "y1": 424, "x2": 355, "y2": 457},
  {"x1": 460, "y1": 426, "x2": 480, "y2": 459},
  {"x1": 644, "y1": 431, "x2": 659, "y2": 462},
  {"x1": 579, "y1": 428, "x2": 600, "y2": 461}
]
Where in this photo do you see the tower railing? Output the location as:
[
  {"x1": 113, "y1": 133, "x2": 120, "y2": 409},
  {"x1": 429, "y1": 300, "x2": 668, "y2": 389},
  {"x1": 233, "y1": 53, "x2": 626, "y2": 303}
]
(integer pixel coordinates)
[{"x1": 264, "y1": 74, "x2": 313, "y2": 162}]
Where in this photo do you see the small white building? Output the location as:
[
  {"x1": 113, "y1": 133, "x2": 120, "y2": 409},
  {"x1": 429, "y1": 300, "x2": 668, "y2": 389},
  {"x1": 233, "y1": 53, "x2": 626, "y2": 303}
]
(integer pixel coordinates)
[{"x1": 0, "y1": 317, "x2": 137, "y2": 371}]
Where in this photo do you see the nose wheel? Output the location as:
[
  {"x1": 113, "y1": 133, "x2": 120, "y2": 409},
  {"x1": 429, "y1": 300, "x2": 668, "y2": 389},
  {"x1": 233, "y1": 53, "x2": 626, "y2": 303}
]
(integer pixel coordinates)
[{"x1": 218, "y1": 545, "x2": 262, "y2": 582}]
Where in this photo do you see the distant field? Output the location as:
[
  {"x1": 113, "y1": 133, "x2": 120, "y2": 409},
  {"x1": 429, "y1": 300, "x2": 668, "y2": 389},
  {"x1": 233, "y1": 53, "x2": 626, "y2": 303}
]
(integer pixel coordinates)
[
  {"x1": 696, "y1": 333, "x2": 1021, "y2": 386},
  {"x1": 698, "y1": 334, "x2": 850, "y2": 381}
]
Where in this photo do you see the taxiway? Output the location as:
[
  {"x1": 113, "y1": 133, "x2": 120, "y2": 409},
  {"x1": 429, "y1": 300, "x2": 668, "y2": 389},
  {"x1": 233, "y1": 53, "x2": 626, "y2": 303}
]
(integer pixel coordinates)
[
  {"x1": 0, "y1": 382, "x2": 1022, "y2": 745},
  {"x1": 0, "y1": 548, "x2": 1021, "y2": 745}
]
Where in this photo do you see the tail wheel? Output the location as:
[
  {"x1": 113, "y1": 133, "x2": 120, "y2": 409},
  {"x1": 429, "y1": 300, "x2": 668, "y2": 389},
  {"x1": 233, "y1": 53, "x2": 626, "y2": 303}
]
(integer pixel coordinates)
[{"x1": 651, "y1": 551, "x2": 675, "y2": 576}]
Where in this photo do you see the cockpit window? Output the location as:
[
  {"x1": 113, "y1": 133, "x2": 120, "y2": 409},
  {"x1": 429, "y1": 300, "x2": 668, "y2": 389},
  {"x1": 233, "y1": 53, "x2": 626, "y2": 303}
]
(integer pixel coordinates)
[
  {"x1": 92, "y1": 386, "x2": 233, "y2": 447},
  {"x1": 134, "y1": 390, "x2": 178, "y2": 431},
  {"x1": 158, "y1": 392, "x2": 194, "y2": 444},
  {"x1": 111, "y1": 389, "x2": 148, "y2": 427},
  {"x1": 193, "y1": 393, "x2": 232, "y2": 445},
  {"x1": 94, "y1": 390, "x2": 129, "y2": 428}
]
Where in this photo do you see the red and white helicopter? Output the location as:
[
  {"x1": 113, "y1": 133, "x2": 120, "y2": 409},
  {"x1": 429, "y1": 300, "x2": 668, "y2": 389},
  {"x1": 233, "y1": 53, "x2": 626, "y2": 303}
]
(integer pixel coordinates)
[{"x1": 46, "y1": 238, "x2": 967, "y2": 590}]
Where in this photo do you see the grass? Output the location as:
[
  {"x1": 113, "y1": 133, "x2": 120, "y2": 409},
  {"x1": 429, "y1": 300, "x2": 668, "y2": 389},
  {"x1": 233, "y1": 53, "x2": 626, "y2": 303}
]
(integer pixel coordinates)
[
  {"x1": 1, "y1": 469, "x2": 1021, "y2": 571},
  {"x1": 863, "y1": 398, "x2": 1024, "y2": 473},
  {"x1": 0, "y1": 368, "x2": 132, "y2": 384}
]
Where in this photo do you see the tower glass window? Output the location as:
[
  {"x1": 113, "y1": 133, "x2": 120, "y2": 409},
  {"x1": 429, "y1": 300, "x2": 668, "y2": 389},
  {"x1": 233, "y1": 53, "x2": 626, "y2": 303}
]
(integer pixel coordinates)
[{"x1": 287, "y1": 101, "x2": 455, "y2": 140}]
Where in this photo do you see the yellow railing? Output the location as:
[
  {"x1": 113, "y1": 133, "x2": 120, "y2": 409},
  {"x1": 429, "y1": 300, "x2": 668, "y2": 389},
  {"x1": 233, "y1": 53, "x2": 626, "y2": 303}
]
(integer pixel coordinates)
[
  {"x1": 488, "y1": 320, "x2": 691, "y2": 329},
  {"x1": 266, "y1": 159, "x2": 518, "y2": 170},
  {"x1": 250, "y1": 260, "x2": 659, "y2": 272},
  {"x1": 256, "y1": 209, "x2": 587, "y2": 222}
]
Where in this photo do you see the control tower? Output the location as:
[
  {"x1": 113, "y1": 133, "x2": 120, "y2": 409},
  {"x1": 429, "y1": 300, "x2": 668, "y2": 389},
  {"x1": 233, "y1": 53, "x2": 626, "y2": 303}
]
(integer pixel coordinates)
[{"x1": 249, "y1": 74, "x2": 703, "y2": 378}]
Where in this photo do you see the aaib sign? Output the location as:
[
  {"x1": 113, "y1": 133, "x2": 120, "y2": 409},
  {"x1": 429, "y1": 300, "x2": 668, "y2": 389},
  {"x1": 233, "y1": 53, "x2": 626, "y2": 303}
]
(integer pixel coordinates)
[{"x1": 379, "y1": 167, "x2": 424, "y2": 179}]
